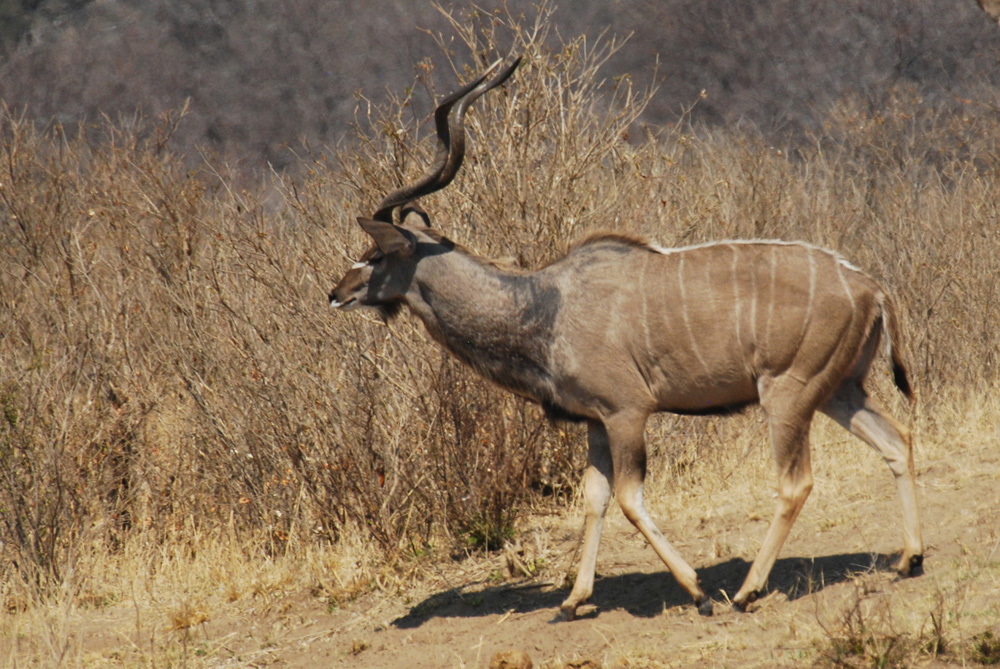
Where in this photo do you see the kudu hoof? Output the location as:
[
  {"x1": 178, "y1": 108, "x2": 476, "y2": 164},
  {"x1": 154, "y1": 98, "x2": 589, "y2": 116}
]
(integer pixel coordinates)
[
  {"x1": 732, "y1": 589, "x2": 759, "y2": 612},
  {"x1": 696, "y1": 596, "x2": 714, "y2": 617},
  {"x1": 558, "y1": 603, "x2": 578, "y2": 622},
  {"x1": 898, "y1": 554, "x2": 924, "y2": 578}
]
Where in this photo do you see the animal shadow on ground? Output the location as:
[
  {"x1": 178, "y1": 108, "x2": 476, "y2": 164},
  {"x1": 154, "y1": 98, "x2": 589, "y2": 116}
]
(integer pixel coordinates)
[{"x1": 392, "y1": 551, "x2": 900, "y2": 628}]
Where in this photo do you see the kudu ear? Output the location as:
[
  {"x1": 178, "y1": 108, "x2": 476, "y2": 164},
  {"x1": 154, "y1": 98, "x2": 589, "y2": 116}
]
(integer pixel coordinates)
[{"x1": 357, "y1": 217, "x2": 416, "y2": 256}]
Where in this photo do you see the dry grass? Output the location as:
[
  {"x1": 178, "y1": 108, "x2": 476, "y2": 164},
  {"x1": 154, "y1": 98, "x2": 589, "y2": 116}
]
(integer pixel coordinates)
[
  {"x1": 1, "y1": 3, "x2": 999, "y2": 666},
  {"x1": 0, "y1": 393, "x2": 997, "y2": 665}
]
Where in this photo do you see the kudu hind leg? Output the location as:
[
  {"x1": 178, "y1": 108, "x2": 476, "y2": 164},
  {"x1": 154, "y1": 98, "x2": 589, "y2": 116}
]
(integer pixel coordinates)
[
  {"x1": 733, "y1": 414, "x2": 815, "y2": 610},
  {"x1": 560, "y1": 421, "x2": 613, "y2": 620},
  {"x1": 822, "y1": 384, "x2": 924, "y2": 576},
  {"x1": 608, "y1": 414, "x2": 712, "y2": 616}
]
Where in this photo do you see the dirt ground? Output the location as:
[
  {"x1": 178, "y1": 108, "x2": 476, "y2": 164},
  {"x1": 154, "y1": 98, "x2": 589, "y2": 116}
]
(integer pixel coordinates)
[{"x1": 38, "y1": 427, "x2": 1000, "y2": 668}]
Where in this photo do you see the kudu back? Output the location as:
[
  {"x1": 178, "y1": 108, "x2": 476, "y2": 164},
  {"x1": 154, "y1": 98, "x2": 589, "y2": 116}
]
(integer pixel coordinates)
[{"x1": 330, "y1": 57, "x2": 923, "y2": 619}]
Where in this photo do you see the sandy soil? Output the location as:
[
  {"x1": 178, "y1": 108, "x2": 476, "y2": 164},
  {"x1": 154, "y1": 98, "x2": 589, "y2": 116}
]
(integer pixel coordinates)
[{"x1": 51, "y1": 432, "x2": 1000, "y2": 668}]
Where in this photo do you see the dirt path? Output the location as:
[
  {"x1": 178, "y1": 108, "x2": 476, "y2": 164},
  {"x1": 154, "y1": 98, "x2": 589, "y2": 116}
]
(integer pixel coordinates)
[
  {"x1": 105, "y1": 433, "x2": 991, "y2": 668},
  {"x1": 61, "y1": 433, "x2": 1000, "y2": 668}
]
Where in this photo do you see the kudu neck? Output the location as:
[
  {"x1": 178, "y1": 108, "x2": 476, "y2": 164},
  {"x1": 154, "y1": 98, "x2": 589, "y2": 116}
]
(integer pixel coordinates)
[
  {"x1": 404, "y1": 242, "x2": 558, "y2": 400},
  {"x1": 408, "y1": 245, "x2": 544, "y2": 335}
]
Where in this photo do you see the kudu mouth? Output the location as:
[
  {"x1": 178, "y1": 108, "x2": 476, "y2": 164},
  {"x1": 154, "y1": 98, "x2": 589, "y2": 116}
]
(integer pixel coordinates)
[
  {"x1": 329, "y1": 295, "x2": 356, "y2": 310},
  {"x1": 329, "y1": 279, "x2": 361, "y2": 309}
]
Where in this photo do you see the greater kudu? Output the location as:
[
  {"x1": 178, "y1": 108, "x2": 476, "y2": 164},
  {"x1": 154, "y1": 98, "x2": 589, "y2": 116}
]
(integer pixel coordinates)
[{"x1": 329, "y1": 58, "x2": 923, "y2": 619}]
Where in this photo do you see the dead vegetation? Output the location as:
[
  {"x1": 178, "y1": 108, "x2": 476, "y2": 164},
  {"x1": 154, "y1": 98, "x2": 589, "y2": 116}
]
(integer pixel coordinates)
[{"x1": 1, "y1": 4, "x2": 999, "y2": 666}]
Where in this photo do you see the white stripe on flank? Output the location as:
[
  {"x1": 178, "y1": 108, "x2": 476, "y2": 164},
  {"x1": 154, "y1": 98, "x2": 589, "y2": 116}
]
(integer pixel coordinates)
[
  {"x1": 351, "y1": 261, "x2": 369, "y2": 270},
  {"x1": 836, "y1": 258, "x2": 856, "y2": 309},
  {"x1": 678, "y1": 255, "x2": 712, "y2": 375},
  {"x1": 801, "y1": 247, "x2": 816, "y2": 342},
  {"x1": 731, "y1": 244, "x2": 743, "y2": 352},
  {"x1": 749, "y1": 250, "x2": 759, "y2": 352},
  {"x1": 640, "y1": 253, "x2": 653, "y2": 360},
  {"x1": 763, "y1": 246, "x2": 777, "y2": 352},
  {"x1": 879, "y1": 295, "x2": 893, "y2": 360}
]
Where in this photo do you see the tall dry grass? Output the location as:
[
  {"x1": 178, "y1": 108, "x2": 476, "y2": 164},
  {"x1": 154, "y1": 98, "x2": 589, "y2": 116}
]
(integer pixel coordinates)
[{"x1": 1, "y1": 4, "x2": 999, "y2": 661}]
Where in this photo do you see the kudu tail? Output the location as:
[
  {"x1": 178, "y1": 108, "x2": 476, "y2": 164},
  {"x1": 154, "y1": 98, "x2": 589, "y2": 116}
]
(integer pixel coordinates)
[{"x1": 881, "y1": 295, "x2": 914, "y2": 401}]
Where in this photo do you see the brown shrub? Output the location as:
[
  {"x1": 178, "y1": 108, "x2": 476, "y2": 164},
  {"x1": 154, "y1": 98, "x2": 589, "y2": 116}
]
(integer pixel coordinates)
[{"x1": 1, "y1": 5, "x2": 998, "y2": 592}]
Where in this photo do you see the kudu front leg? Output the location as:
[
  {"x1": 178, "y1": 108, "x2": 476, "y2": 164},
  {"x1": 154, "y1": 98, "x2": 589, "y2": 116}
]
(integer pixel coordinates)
[
  {"x1": 610, "y1": 414, "x2": 712, "y2": 616},
  {"x1": 560, "y1": 421, "x2": 613, "y2": 620}
]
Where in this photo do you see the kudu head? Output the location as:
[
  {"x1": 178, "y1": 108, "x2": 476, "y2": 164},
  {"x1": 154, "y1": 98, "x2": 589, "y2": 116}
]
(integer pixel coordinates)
[{"x1": 329, "y1": 57, "x2": 521, "y2": 319}]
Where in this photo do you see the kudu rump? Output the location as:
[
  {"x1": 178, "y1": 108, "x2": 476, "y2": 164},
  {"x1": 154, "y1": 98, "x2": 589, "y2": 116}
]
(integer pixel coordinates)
[{"x1": 330, "y1": 58, "x2": 923, "y2": 618}]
